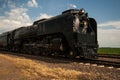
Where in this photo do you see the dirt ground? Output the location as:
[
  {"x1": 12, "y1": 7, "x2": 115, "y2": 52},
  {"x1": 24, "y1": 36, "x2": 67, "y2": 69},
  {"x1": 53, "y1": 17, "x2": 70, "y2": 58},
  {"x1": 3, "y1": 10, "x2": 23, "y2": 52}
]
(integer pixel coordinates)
[
  {"x1": 0, "y1": 54, "x2": 26, "y2": 80},
  {"x1": 0, "y1": 52, "x2": 120, "y2": 80}
]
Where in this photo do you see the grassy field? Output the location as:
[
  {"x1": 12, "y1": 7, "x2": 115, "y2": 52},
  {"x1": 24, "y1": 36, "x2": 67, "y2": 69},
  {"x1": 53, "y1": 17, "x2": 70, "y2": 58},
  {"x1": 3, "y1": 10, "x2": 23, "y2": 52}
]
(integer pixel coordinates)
[{"x1": 98, "y1": 48, "x2": 120, "y2": 55}]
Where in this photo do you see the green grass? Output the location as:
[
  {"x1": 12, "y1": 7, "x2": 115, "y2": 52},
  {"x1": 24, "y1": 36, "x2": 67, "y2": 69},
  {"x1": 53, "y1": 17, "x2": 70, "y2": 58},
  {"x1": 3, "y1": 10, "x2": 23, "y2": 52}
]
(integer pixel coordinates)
[{"x1": 98, "y1": 48, "x2": 120, "y2": 55}]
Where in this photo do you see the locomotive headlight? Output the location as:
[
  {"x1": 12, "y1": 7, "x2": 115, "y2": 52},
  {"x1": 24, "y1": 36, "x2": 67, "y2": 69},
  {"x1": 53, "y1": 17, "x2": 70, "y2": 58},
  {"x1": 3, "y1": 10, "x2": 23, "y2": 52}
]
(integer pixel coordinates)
[
  {"x1": 84, "y1": 21, "x2": 87, "y2": 26},
  {"x1": 81, "y1": 9, "x2": 85, "y2": 13},
  {"x1": 79, "y1": 8, "x2": 85, "y2": 14}
]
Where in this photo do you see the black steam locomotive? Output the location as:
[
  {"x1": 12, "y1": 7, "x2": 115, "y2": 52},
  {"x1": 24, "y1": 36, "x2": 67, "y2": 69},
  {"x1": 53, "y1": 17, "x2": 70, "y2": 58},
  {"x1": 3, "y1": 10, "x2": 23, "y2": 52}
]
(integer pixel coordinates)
[{"x1": 0, "y1": 8, "x2": 98, "y2": 59}]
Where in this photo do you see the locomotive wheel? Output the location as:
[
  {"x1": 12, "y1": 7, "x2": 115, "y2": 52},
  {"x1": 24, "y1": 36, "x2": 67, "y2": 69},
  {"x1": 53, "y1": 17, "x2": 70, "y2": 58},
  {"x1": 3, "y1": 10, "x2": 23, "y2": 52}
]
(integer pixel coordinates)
[
  {"x1": 34, "y1": 49, "x2": 40, "y2": 55},
  {"x1": 52, "y1": 51, "x2": 60, "y2": 57},
  {"x1": 67, "y1": 50, "x2": 77, "y2": 59},
  {"x1": 27, "y1": 47, "x2": 33, "y2": 54},
  {"x1": 42, "y1": 48, "x2": 49, "y2": 56}
]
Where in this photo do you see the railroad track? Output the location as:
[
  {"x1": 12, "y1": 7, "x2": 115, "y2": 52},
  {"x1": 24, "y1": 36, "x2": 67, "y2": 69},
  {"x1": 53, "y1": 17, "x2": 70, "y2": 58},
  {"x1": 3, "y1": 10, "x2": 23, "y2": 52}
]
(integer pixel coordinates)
[
  {"x1": 98, "y1": 54, "x2": 120, "y2": 59},
  {"x1": 1, "y1": 51, "x2": 120, "y2": 68},
  {"x1": 81, "y1": 59, "x2": 120, "y2": 68},
  {"x1": 68, "y1": 57, "x2": 120, "y2": 68}
]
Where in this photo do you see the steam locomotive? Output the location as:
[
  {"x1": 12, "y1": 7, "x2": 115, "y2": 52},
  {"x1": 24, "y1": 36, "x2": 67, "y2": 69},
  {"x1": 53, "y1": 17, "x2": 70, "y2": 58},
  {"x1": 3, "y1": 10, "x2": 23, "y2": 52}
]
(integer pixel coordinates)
[{"x1": 0, "y1": 8, "x2": 98, "y2": 59}]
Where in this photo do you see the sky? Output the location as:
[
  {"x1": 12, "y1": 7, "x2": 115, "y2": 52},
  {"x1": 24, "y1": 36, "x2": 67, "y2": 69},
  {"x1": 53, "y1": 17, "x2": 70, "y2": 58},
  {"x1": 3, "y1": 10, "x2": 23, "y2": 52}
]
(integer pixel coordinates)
[{"x1": 0, "y1": 0, "x2": 120, "y2": 48}]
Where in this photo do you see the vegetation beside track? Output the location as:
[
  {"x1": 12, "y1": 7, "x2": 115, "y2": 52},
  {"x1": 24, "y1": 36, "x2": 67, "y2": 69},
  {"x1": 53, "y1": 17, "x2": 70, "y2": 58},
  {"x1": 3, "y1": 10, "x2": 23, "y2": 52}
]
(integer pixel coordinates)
[{"x1": 98, "y1": 48, "x2": 120, "y2": 55}]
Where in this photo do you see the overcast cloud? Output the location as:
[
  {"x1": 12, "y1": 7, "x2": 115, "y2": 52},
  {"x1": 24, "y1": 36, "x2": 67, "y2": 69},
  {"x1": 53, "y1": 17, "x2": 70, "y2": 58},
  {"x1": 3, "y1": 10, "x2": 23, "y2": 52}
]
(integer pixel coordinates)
[
  {"x1": 0, "y1": 7, "x2": 32, "y2": 33},
  {"x1": 36, "y1": 13, "x2": 53, "y2": 20},
  {"x1": 27, "y1": 0, "x2": 38, "y2": 7},
  {"x1": 98, "y1": 21, "x2": 120, "y2": 47},
  {"x1": 68, "y1": 4, "x2": 77, "y2": 9}
]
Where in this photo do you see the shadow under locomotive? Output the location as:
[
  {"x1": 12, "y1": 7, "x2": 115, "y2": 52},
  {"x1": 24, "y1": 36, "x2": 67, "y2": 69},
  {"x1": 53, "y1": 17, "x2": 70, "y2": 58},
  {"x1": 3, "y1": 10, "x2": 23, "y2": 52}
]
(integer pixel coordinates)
[{"x1": 0, "y1": 8, "x2": 98, "y2": 59}]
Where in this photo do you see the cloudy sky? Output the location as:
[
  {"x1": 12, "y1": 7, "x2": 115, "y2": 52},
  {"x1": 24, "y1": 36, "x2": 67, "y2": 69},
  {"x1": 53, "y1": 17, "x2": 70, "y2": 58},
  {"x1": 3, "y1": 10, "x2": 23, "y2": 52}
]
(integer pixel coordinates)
[{"x1": 0, "y1": 0, "x2": 120, "y2": 48}]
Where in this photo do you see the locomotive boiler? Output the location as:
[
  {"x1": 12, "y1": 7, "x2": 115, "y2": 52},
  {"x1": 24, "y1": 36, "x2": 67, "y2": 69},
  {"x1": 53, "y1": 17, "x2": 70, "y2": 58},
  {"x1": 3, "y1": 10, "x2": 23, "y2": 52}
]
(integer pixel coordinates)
[{"x1": 0, "y1": 8, "x2": 98, "y2": 59}]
